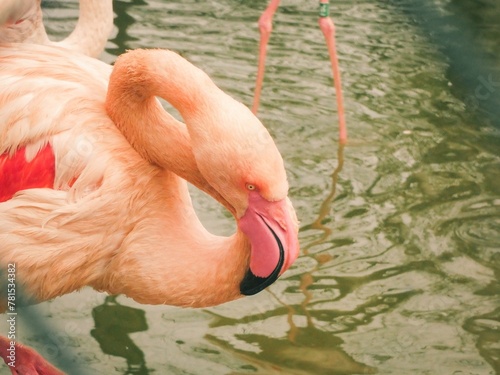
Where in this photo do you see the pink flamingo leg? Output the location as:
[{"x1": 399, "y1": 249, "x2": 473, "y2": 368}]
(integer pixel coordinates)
[
  {"x1": 252, "y1": 0, "x2": 281, "y2": 115},
  {"x1": 0, "y1": 336, "x2": 64, "y2": 375},
  {"x1": 318, "y1": 0, "x2": 347, "y2": 144}
]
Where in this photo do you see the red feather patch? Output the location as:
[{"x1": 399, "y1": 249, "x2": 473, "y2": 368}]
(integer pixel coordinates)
[{"x1": 0, "y1": 144, "x2": 55, "y2": 202}]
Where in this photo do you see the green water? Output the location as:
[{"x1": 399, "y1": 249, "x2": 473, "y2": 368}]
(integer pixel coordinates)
[{"x1": 3, "y1": 0, "x2": 500, "y2": 374}]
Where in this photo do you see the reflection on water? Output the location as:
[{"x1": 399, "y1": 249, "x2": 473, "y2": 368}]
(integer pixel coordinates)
[
  {"x1": 3, "y1": 0, "x2": 498, "y2": 374},
  {"x1": 107, "y1": 0, "x2": 145, "y2": 57},
  {"x1": 464, "y1": 307, "x2": 500, "y2": 372},
  {"x1": 205, "y1": 145, "x2": 376, "y2": 375},
  {"x1": 91, "y1": 296, "x2": 149, "y2": 374}
]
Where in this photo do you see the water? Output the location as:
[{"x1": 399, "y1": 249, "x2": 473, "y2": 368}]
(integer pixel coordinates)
[{"x1": 2, "y1": 0, "x2": 499, "y2": 374}]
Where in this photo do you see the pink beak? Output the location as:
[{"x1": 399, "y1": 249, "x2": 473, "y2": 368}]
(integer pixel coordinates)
[{"x1": 238, "y1": 191, "x2": 299, "y2": 295}]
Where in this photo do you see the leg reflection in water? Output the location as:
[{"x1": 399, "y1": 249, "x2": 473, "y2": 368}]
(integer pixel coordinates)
[
  {"x1": 205, "y1": 145, "x2": 376, "y2": 374},
  {"x1": 91, "y1": 296, "x2": 149, "y2": 375}
]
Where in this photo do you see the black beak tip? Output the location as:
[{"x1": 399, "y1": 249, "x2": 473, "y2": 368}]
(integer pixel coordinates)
[{"x1": 240, "y1": 270, "x2": 277, "y2": 296}]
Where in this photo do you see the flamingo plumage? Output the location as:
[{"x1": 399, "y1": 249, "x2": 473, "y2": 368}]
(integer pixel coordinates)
[
  {"x1": 0, "y1": 0, "x2": 113, "y2": 57},
  {"x1": 0, "y1": 43, "x2": 299, "y2": 373}
]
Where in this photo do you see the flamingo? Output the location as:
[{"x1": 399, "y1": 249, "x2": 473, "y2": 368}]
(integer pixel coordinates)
[
  {"x1": 0, "y1": 42, "x2": 299, "y2": 373},
  {"x1": 252, "y1": 0, "x2": 347, "y2": 143},
  {"x1": 0, "y1": 0, "x2": 113, "y2": 57}
]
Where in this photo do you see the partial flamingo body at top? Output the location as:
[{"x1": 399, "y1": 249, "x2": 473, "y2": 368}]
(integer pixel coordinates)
[{"x1": 0, "y1": 0, "x2": 113, "y2": 57}]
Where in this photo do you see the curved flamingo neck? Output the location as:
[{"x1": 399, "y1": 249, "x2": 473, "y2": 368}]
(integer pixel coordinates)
[
  {"x1": 105, "y1": 50, "x2": 234, "y2": 213},
  {"x1": 0, "y1": 0, "x2": 48, "y2": 44},
  {"x1": 55, "y1": 0, "x2": 113, "y2": 57},
  {"x1": 108, "y1": 49, "x2": 219, "y2": 119},
  {"x1": 0, "y1": 0, "x2": 113, "y2": 57},
  {"x1": 99, "y1": 221, "x2": 250, "y2": 307}
]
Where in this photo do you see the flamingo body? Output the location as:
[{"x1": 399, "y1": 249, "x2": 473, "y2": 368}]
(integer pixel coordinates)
[
  {"x1": 0, "y1": 43, "x2": 299, "y2": 311},
  {"x1": 0, "y1": 21, "x2": 299, "y2": 375}
]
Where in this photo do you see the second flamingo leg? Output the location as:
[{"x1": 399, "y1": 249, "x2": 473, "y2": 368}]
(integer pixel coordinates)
[
  {"x1": 318, "y1": 0, "x2": 347, "y2": 143},
  {"x1": 252, "y1": 0, "x2": 281, "y2": 115}
]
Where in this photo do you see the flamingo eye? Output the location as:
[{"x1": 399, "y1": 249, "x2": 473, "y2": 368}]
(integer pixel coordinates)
[{"x1": 246, "y1": 184, "x2": 256, "y2": 191}]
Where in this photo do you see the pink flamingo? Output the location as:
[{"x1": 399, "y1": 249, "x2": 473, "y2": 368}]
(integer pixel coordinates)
[
  {"x1": 0, "y1": 0, "x2": 113, "y2": 57},
  {"x1": 252, "y1": 0, "x2": 347, "y2": 143},
  {"x1": 0, "y1": 43, "x2": 299, "y2": 374}
]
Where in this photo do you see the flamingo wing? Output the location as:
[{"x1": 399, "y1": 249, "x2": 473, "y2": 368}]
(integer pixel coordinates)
[
  {"x1": 0, "y1": 44, "x2": 147, "y2": 305},
  {"x1": 0, "y1": 144, "x2": 55, "y2": 202}
]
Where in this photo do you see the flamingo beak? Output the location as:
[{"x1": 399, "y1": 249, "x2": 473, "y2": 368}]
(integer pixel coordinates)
[{"x1": 238, "y1": 192, "x2": 299, "y2": 295}]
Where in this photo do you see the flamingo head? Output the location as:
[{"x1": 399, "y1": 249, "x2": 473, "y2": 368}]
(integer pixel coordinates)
[{"x1": 187, "y1": 98, "x2": 300, "y2": 296}]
